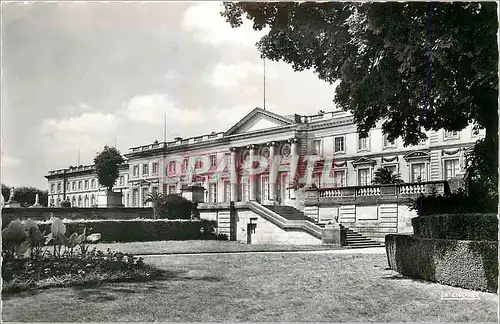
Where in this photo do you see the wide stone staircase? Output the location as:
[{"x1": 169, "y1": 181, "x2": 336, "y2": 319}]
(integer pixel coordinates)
[{"x1": 263, "y1": 205, "x2": 383, "y2": 248}]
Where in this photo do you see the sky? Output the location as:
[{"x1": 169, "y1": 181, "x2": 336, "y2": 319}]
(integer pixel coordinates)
[{"x1": 1, "y1": 1, "x2": 337, "y2": 189}]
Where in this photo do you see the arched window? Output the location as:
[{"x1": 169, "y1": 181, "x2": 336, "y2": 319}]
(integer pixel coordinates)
[
  {"x1": 78, "y1": 196, "x2": 82, "y2": 207},
  {"x1": 56, "y1": 198, "x2": 61, "y2": 207},
  {"x1": 84, "y1": 195, "x2": 89, "y2": 207},
  {"x1": 72, "y1": 196, "x2": 76, "y2": 206},
  {"x1": 91, "y1": 195, "x2": 95, "y2": 207}
]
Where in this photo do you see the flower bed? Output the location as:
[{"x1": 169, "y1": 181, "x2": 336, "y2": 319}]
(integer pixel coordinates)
[{"x1": 2, "y1": 218, "x2": 163, "y2": 294}]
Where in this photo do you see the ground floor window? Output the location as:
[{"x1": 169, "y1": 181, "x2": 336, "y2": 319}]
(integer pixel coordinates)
[
  {"x1": 411, "y1": 163, "x2": 426, "y2": 182},
  {"x1": 223, "y1": 181, "x2": 231, "y2": 202},
  {"x1": 333, "y1": 170, "x2": 346, "y2": 187},
  {"x1": 168, "y1": 185, "x2": 176, "y2": 195},
  {"x1": 444, "y1": 159, "x2": 459, "y2": 180},
  {"x1": 357, "y1": 168, "x2": 370, "y2": 186},
  {"x1": 241, "y1": 179, "x2": 249, "y2": 202},
  {"x1": 132, "y1": 189, "x2": 139, "y2": 207},
  {"x1": 261, "y1": 176, "x2": 269, "y2": 201},
  {"x1": 209, "y1": 182, "x2": 217, "y2": 203}
]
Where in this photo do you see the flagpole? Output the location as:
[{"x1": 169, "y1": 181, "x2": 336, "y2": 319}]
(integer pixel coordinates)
[{"x1": 163, "y1": 111, "x2": 167, "y2": 142}]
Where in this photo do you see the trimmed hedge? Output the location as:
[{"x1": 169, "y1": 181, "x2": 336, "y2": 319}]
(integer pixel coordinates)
[
  {"x1": 411, "y1": 213, "x2": 498, "y2": 241},
  {"x1": 37, "y1": 220, "x2": 225, "y2": 243},
  {"x1": 410, "y1": 193, "x2": 497, "y2": 216},
  {"x1": 386, "y1": 234, "x2": 498, "y2": 292}
]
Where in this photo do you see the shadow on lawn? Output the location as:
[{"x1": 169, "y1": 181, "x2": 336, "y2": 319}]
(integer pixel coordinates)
[
  {"x1": 71, "y1": 269, "x2": 223, "y2": 302},
  {"x1": 3, "y1": 269, "x2": 223, "y2": 300}
]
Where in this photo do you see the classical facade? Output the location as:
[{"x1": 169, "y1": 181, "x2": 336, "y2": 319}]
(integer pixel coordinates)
[
  {"x1": 46, "y1": 107, "x2": 483, "y2": 208},
  {"x1": 45, "y1": 164, "x2": 129, "y2": 207}
]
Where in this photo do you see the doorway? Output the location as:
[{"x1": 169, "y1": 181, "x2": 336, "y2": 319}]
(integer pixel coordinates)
[{"x1": 246, "y1": 223, "x2": 257, "y2": 244}]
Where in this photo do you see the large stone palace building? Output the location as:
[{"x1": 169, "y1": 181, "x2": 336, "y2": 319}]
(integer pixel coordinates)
[{"x1": 46, "y1": 107, "x2": 483, "y2": 208}]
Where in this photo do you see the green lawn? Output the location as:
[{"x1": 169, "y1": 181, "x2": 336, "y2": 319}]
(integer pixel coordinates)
[
  {"x1": 2, "y1": 252, "x2": 497, "y2": 322},
  {"x1": 93, "y1": 240, "x2": 343, "y2": 255}
]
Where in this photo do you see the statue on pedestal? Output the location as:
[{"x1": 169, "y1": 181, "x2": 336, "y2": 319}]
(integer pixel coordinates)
[
  {"x1": 7, "y1": 187, "x2": 14, "y2": 203},
  {"x1": 30, "y1": 193, "x2": 42, "y2": 207},
  {"x1": 4, "y1": 187, "x2": 20, "y2": 208}
]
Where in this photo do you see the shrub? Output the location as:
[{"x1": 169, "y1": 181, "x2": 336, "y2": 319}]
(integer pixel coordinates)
[
  {"x1": 385, "y1": 234, "x2": 498, "y2": 292},
  {"x1": 161, "y1": 194, "x2": 193, "y2": 219},
  {"x1": 37, "y1": 219, "x2": 219, "y2": 243},
  {"x1": 411, "y1": 213, "x2": 497, "y2": 241},
  {"x1": 410, "y1": 189, "x2": 496, "y2": 216},
  {"x1": 60, "y1": 200, "x2": 71, "y2": 208}
]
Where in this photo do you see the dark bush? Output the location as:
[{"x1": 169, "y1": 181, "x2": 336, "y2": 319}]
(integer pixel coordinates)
[
  {"x1": 37, "y1": 220, "x2": 219, "y2": 243},
  {"x1": 385, "y1": 234, "x2": 498, "y2": 292},
  {"x1": 159, "y1": 194, "x2": 193, "y2": 219},
  {"x1": 411, "y1": 213, "x2": 498, "y2": 241},
  {"x1": 60, "y1": 200, "x2": 71, "y2": 208},
  {"x1": 410, "y1": 189, "x2": 497, "y2": 216}
]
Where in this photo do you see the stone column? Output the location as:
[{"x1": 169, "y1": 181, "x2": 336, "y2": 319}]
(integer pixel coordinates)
[
  {"x1": 290, "y1": 138, "x2": 300, "y2": 199},
  {"x1": 248, "y1": 145, "x2": 257, "y2": 201},
  {"x1": 230, "y1": 147, "x2": 239, "y2": 202},
  {"x1": 268, "y1": 142, "x2": 278, "y2": 203}
]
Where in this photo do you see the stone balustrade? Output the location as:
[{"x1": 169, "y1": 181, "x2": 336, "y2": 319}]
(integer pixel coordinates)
[{"x1": 316, "y1": 181, "x2": 449, "y2": 201}]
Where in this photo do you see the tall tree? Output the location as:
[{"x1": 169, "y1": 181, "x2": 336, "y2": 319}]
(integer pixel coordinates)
[
  {"x1": 222, "y1": 2, "x2": 498, "y2": 200},
  {"x1": 93, "y1": 146, "x2": 125, "y2": 192}
]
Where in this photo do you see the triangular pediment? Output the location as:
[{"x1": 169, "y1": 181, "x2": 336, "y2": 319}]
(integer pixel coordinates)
[
  {"x1": 225, "y1": 107, "x2": 295, "y2": 136},
  {"x1": 352, "y1": 157, "x2": 377, "y2": 166}
]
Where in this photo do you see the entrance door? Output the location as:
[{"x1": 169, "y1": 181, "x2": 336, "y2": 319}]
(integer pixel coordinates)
[{"x1": 247, "y1": 223, "x2": 257, "y2": 244}]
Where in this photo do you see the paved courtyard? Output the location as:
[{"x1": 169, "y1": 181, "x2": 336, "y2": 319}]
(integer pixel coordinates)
[{"x1": 2, "y1": 249, "x2": 497, "y2": 322}]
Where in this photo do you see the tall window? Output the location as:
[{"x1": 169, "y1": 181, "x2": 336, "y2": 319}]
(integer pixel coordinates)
[
  {"x1": 333, "y1": 170, "x2": 346, "y2": 187},
  {"x1": 57, "y1": 183, "x2": 61, "y2": 192},
  {"x1": 132, "y1": 189, "x2": 139, "y2": 206},
  {"x1": 210, "y1": 154, "x2": 217, "y2": 167},
  {"x1": 168, "y1": 161, "x2": 176, "y2": 174},
  {"x1": 72, "y1": 182, "x2": 76, "y2": 190},
  {"x1": 91, "y1": 179, "x2": 96, "y2": 189},
  {"x1": 183, "y1": 158, "x2": 189, "y2": 170},
  {"x1": 312, "y1": 139, "x2": 322, "y2": 155},
  {"x1": 261, "y1": 176, "x2": 269, "y2": 201},
  {"x1": 72, "y1": 196, "x2": 76, "y2": 206},
  {"x1": 51, "y1": 183, "x2": 55, "y2": 193},
  {"x1": 90, "y1": 195, "x2": 95, "y2": 206},
  {"x1": 225, "y1": 153, "x2": 231, "y2": 166},
  {"x1": 312, "y1": 173, "x2": 321, "y2": 188},
  {"x1": 223, "y1": 181, "x2": 231, "y2": 202},
  {"x1": 78, "y1": 181, "x2": 82, "y2": 190},
  {"x1": 383, "y1": 134, "x2": 396, "y2": 148},
  {"x1": 209, "y1": 182, "x2": 217, "y2": 203},
  {"x1": 143, "y1": 164, "x2": 149, "y2": 176},
  {"x1": 85, "y1": 180, "x2": 89, "y2": 189},
  {"x1": 357, "y1": 168, "x2": 370, "y2": 186},
  {"x1": 444, "y1": 159, "x2": 460, "y2": 180},
  {"x1": 411, "y1": 163, "x2": 426, "y2": 182},
  {"x1": 152, "y1": 163, "x2": 158, "y2": 175},
  {"x1": 334, "y1": 136, "x2": 345, "y2": 153},
  {"x1": 358, "y1": 134, "x2": 368, "y2": 151},
  {"x1": 66, "y1": 183, "x2": 70, "y2": 191},
  {"x1": 133, "y1": 165, "x2": 139, "y2": 178},
  {"x1": 119, "y1": 176, "x2": 124, "y2": 185},
  {"x1": 241, "y1": 179, "x2": 249, "y2": 202}
]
